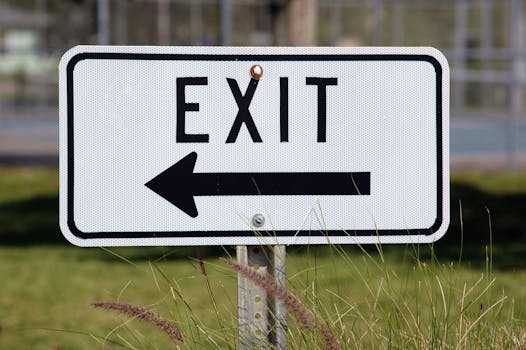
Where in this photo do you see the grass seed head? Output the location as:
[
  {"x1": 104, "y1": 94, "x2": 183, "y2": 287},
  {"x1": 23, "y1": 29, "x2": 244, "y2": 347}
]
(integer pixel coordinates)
[{"x1": 91, "y1": 301, "x2": 183, "y2": 342}]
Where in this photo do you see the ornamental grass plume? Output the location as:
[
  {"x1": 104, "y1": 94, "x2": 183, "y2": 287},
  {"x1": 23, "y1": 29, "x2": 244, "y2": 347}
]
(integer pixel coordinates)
[
  {"x1": 221, "y1": 258, "x2": 341, "y2": 350},
  {"x1": 317, "y1": 321, "x2": 341, "y2": 350},
  {"x1": 91, "y1": 301, "x2": 183, "y2": 342}
]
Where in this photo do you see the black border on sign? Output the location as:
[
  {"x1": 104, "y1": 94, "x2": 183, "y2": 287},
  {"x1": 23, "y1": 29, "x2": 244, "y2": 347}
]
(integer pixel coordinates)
[{"x1": 66, "y1": 52, "x2": 445, "y2": 240}]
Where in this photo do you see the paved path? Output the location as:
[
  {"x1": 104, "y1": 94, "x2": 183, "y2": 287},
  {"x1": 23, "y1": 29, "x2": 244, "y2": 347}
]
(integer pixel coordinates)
[{"x1": 0, "y1": 119, "x2": 58, "y2": 165}]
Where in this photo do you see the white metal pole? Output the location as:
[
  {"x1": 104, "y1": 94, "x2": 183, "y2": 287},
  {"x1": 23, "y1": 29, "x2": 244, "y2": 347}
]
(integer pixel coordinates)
[
  {"x1": 221, "y1": 0, "x2": 232, "y2": 45},
  {"x1": 97, "y1": 0, "x2": 110, "y2": 45},
  {"x1": 454, "y1": 0, "x2": 467, "y2": 110},
  {"x1": 509, "y1": 0, "x2": 523, "y2": 171},
  {"x1": 480, "y1": 0, "x2": 492, "y2": 108}
]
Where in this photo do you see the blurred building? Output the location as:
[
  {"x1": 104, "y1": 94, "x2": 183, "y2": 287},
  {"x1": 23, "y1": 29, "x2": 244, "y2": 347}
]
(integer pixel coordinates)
[{"x1": 0, "y1": 0, "x2": 525, "y2": 169}]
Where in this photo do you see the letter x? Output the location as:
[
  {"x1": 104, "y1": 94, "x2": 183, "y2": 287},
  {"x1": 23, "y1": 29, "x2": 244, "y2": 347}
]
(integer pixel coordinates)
[{"x1": 226, "y1": 78, "x2": 262, "y2": 143}]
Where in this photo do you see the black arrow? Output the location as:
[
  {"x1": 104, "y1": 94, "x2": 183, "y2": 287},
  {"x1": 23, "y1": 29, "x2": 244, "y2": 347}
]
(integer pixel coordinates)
[{"x1": 145, "y1": 152, "x2": 370, "y2": 218}]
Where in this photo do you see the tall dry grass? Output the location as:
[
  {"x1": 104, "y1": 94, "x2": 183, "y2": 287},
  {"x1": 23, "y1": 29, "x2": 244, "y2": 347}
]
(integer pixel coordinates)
[{"x1": 88, "y1": 241, "x2": 525, "y2": 349}]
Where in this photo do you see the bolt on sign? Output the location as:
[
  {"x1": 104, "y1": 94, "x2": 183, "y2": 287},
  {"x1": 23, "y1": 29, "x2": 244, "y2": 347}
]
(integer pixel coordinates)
[{"x1": 59, "y1": 46, "x2": 449, "y2": 247}]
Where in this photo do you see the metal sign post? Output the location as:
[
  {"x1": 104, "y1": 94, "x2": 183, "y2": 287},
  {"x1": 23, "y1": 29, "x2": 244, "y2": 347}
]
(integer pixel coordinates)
[{"x1": 237, "y1": 245, "x2": 287, "y2": 349}]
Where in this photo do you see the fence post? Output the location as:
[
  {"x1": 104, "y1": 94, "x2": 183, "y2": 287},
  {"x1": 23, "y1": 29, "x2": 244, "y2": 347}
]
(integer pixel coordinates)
[
  {"x1": 509, "y1": 0, "x2": 524, "y2": 171},
  {"x1": 454, "y1": 0, "x2": 467, "y2": 110},
  {"x1": 221, "y1": 0, "x2": 232, "y2": 45}
]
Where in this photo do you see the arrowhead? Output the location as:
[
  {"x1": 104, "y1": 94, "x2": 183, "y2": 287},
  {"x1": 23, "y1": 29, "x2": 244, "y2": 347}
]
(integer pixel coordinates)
[{"x1": 145, "y1": 152, "x2": 199, "y2": 218}]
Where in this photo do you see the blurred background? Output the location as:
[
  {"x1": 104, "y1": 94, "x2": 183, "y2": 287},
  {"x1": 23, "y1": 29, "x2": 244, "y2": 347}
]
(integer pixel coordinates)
[{"x1": 0, "y1": 0, "x2": 525, "y2": 170}]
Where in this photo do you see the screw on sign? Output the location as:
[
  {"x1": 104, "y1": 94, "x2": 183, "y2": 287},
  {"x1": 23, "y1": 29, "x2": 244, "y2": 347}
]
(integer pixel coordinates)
[
  {"x1": 252, "y1": 213, "x2": 265, "y2": 227},
  {"x1": 250, "y1": 64, "x2": 263, "y2": 80}
]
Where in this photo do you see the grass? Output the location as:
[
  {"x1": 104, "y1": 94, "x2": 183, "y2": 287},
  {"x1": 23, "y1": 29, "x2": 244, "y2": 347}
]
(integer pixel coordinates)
[
  {"x1": 0, "y1": 245, "x2": 525, "y2": 349},
  {"x1": 0, "y1": 246, "x2": 236, "y2": 349},
  {"x1": 0, "y1": 167, "x2": 526, "y2": 348},
  {"x1": 290, "y1": 247, "x2": 526, "y2": 349}
]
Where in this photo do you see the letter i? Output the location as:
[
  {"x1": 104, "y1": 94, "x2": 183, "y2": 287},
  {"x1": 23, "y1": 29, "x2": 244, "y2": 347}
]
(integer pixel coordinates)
[{"x1": 280, "y1": 77, "x2": 288, "y2": 142}]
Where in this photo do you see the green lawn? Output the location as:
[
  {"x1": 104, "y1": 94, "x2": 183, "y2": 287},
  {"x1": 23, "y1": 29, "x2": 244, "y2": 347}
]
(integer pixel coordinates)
[
  {"x1": 0, "y1": 246, "x2": 525, "y2": 349},
  {"x1": 0, "y1": 245, "x2": 241, "y2": 350},
  {"x1": 0, "y1": 167, "x2": 526, "y2": 349}
]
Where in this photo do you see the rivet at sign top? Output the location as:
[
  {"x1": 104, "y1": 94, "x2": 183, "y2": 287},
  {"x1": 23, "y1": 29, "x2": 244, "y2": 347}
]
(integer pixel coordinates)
[
  {"x1": 252, "y1": 213, "x2": 265, "y2": 227},
  {"x1": 250, "y1": 64, "x2": 263, "y2": 80}
]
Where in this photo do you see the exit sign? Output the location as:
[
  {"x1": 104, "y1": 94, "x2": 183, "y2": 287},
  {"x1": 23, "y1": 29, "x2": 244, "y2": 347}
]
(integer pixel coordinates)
[{"x1": 59, "y1": 46, "x2": 449, "y2": 247}]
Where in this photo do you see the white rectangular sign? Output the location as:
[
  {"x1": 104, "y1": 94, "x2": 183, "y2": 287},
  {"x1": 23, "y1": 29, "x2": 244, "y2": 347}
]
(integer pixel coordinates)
[{"x1": 59, "y1": 46, "x2": 449, "y2": 247}]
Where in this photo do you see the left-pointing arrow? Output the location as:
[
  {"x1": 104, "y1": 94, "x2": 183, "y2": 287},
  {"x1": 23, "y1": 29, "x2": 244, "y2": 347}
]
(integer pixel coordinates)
[{"x1": 145, "y1": 152, "x2": 371, "y2": 218}]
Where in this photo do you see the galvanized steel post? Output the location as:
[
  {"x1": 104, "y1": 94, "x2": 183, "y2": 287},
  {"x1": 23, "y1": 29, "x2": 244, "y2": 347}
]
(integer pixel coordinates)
[{"x1": 237, "y1": 245, "x2": 287, "y2": 350}]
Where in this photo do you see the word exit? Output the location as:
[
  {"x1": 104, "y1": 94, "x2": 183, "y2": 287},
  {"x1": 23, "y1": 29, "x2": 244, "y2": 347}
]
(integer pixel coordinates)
[{"x1": 176, "y1": 76, "x2": 338, "y2": 143}]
